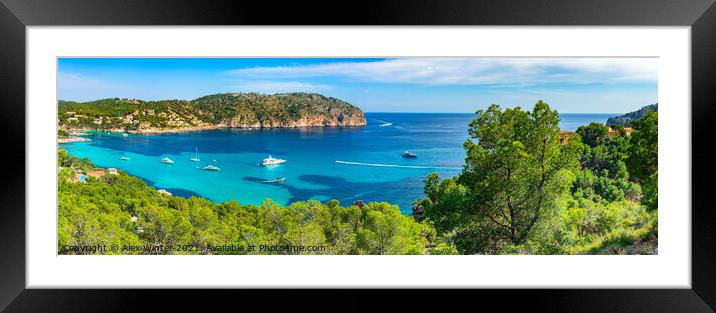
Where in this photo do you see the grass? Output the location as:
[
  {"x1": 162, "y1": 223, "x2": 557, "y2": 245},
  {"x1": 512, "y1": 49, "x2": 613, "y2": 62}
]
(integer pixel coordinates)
[{"x1": 569, "y1": 216, "x2": 658, "y2": 255}]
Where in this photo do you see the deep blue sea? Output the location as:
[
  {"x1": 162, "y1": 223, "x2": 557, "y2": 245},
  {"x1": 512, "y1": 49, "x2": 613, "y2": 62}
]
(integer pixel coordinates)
[{"x1": 61, "y1": 113, "x2": 615, "y2": 214}]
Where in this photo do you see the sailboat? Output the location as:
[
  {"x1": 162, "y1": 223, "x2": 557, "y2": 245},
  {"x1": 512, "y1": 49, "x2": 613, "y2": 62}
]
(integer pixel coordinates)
[{"x1": 190, "y1": 146, "x2": 200, "y2": 162}]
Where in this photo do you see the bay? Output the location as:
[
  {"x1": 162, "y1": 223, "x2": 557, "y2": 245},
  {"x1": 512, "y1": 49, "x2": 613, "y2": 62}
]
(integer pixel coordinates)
[{"x1": 61, "y1": 112, "x2": 615, "y2": 214}]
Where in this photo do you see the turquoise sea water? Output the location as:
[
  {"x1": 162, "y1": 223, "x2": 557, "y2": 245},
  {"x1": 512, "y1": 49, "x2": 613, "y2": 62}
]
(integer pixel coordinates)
[{"x1": 61, "y1": 113, "x2": 615, "y2": 214}]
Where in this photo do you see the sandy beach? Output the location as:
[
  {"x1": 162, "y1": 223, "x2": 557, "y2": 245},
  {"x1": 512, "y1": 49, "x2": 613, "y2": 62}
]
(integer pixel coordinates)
[{"x1": 58, "y1": 136, "x2": 91, "y2": 144}]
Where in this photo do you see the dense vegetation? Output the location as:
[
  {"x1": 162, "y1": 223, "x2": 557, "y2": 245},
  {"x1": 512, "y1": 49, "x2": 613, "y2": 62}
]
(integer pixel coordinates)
[
  {"x1": 58, "y1": 100, "x2": 657, "y2": 255},
  {"x1": 58, "y1": 93, "x2": 366, "y2": 131},
  {"x1": 415, "y1": 102, "x2": 658, "y2": 255},
  {"x1": 191, "y1": 93, "x2": 363, "y2": 125}
]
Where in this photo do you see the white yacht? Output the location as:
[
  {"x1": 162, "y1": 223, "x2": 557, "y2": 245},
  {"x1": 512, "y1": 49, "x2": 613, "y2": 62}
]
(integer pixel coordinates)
[
  {"x1": 190, "y1": 146, "x2": 200, "y2": 162},
  {"x1": 261, "y1": 155, "x2": 286, "y2": 166},
  {"x1": 202, "y1": 164, "x2": 220, "y2": 171},
  {"x1": 161, "y1": 157, "x2": 175, "y2": 164},
  {"x1": 120, "y1": 156, "x2": 131, "y2": 161}
]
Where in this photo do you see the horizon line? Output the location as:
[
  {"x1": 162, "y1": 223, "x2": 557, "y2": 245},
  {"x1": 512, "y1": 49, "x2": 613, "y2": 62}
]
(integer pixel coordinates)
[{"x1": 364, "y1": 111, "x2": 621, "y2": 114}]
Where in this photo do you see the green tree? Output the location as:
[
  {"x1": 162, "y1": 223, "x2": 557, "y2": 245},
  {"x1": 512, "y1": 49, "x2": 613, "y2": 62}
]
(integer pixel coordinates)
[
  {"x1": 626, "y1": 111, "x2": 658, "y2": 211},
  {"x1": 138, "y1": 204, "x2": 192, "y2": 253},
  {"x1": 424, "y1": 101, "x2": 580, "y2": 254},
  {"x1": 356, "y1": 202, "x2": 428, "y2": 254},
  {"x1": 576, "y1": 122, "x2": 609, "y2": 147}
]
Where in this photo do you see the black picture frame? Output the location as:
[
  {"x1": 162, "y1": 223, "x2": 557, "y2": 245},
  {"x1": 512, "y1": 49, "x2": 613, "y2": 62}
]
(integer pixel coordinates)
[{"x1": 1, "y1": 0, "x2": 714, "y2": 312}]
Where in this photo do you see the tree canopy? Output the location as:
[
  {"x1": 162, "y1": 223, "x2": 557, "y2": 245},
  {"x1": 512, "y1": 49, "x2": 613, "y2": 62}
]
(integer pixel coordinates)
[
  {"x1": 576, "y1": 122, "x2": 609, "y2": 147},
  {"x1": 626, "y1": 110, "x2": 658, "y2": 211}
]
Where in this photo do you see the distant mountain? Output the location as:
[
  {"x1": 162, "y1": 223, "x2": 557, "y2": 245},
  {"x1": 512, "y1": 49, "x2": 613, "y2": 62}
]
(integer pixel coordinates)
[
  {"x1": 58, "y1": 93, "x2": 366, "y2": 133},
  {"x1": 606, "y1": 103, "x2": 658, "y2": 127}
]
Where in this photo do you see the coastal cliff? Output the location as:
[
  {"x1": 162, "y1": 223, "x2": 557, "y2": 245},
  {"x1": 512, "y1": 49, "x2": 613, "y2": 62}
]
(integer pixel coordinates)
[
  {"x1": 58, "y1": 93, "x2": 366, "y2": 133},
  {"x1": 606, "y1": 103, "x2": 658, "y2": 127}
]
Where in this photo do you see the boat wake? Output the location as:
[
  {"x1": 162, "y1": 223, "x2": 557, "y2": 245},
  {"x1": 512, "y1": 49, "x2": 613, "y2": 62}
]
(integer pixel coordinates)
[
  {"x1": 335, "y1": 160, "x2": 460, "y2": 170},
  {"x1": 373, "y1": 119, "x2": 393, "y2": 127}
]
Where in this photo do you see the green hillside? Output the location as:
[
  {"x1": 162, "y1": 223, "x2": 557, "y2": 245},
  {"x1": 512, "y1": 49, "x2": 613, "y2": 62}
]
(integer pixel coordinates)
[{"x1": 58, "y1": 93, "x2": 366, "y2": 132}]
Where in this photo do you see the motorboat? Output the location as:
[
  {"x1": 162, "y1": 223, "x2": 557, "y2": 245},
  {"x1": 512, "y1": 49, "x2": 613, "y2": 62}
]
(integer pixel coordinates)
[
  {"x1": 261, "y1": 155, "x2": 286, "y2": 166},
  {"x1": 119, "y1": 156, "x2": 131, "y2": 161},
  {"x1": 202, "y1": 164, "x2": 220, "y2": 171},
  {"x1": 401, "y1": 151, "x2": 417, "y2": 158},
  {"x1": 375, "y1": 119, "x2": 393, "y2": 127},
  {"x1": 161, "y1": 157, "x2": 175, "y2": 164}
]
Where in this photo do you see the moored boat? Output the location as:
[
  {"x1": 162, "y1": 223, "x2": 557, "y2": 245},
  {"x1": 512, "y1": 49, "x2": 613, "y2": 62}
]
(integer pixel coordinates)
[
  {"x1": 202, "y1": 164, "x2": 220, "y2": 171},
  {"x1": 161, "y1": 157, "x2": 175, "y2": 164},
  {"x1": 401, "y1": 151, "x2": 417, "y2": 158},
  {"x1": 261, "y1": 155, "x2": 286, "y2": 166},
  {"x1": 190, "y1": 146, "x2": 201, "y2": 162}
]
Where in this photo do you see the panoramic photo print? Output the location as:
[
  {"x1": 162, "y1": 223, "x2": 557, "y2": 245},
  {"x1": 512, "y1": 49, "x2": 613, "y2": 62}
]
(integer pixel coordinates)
[{"x1": 57, "y1": 57, "x2": 658, "y2": 255}]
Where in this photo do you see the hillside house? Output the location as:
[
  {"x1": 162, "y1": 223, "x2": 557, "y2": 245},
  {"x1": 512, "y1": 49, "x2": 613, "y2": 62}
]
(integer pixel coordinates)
[
  {"x1": 559, "y1": 130, "x2": 575, "y2": 144},
  {"x1": 69, "y1": 173, "x2": 87, "y2": 183},
  {"x1": 86, "y1": 171, "x2": 106, "y2": 178},
  {"x1": 607, "y1": 127, "x2": 634, "y2": 138}
]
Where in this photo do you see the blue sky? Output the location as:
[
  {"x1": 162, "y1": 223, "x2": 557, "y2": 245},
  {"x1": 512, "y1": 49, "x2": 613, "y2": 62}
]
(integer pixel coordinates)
[{"x1": 58, "y1": 58, "x2": 657, "y2": 113}]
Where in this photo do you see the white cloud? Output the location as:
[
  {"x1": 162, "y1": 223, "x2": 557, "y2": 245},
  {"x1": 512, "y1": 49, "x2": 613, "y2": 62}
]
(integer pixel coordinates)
[
  {"x1": 228, "y1": 58, "x2": 657, "y2": 86},
  {"x1": 234, "y1": 80, "x2": 332, "y2": 94}
]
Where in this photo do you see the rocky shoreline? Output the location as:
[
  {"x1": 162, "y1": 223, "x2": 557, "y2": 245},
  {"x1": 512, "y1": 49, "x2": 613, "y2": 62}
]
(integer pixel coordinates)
[{"x1": 62, "y1": 122, "x2": 368, "y2": 136}]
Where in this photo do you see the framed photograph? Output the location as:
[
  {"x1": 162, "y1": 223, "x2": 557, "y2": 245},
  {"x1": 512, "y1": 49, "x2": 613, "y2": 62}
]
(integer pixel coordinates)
[{"x1": 2, "y1": 0, "x2": 715, "y2": 311}]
